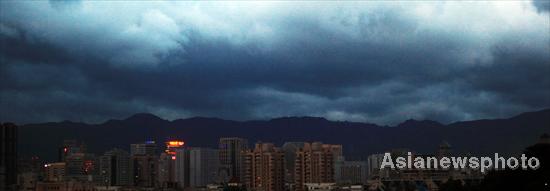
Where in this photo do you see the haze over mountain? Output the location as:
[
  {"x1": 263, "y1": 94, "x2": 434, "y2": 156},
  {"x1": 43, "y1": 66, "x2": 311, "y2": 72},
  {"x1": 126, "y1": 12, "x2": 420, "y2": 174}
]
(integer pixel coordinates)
[{"x1": 17, "y1": 108, "x2": 550, "y2": 161}]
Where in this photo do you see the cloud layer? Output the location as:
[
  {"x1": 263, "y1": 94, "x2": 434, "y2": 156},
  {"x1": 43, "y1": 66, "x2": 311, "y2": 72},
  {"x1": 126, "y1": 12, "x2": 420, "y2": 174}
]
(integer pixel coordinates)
[{"x1": 1, "y1": 1, "x2": 549, "y2": 125}]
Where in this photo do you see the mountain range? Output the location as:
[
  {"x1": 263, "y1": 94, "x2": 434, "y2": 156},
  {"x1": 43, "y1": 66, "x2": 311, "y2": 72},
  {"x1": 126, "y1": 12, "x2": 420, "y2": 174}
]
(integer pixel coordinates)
[{"x1": 17, "y1": 108, "x2": 550, "y2": 161}]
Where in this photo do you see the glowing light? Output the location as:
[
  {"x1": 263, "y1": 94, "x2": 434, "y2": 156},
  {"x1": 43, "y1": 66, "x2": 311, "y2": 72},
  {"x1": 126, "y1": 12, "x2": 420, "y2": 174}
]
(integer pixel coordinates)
[
  {"x1": 63, "y1": 147, "x2": 68, "y2": 153},
  {"x1": 171, "y1": 156, "x2": 176, "y2": 160},
  {"x1": 167, "y1": 141, "x2": 184, "y2": 147},
  {"x1": 83, "y1": 160, "x2": 94, "y2": 174},
  {"x1": 165, "y1": 140, "x2": 185, "y2": 155}
]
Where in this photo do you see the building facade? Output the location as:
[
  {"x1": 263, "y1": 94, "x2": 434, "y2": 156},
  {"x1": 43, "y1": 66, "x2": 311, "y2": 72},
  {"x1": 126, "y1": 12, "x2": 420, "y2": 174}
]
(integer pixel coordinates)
[
  {"x1": 158, "y1": 140, "x2": 184, "y2": 188},
  {"x1": 294, "y1": 142, "x2": 342, "y2": 191},
  {"x1": 189, "y1": 148, "x2": 220, "y2": 188},
  {"x1": 158, "y1": 153, "x2": 178, "y2": 188},
  {"x1": 129, "y1": 155, "x2": 158, "y2": 188},
  {"x1": 99, "y1": 148, "x2": 131, "y2": 186},
  {"x1": 219, "y1": 137, "x2": 248, "y2": 182},
  {"x1": 175, "y1": 148, "x2": 190, "y2": 189},
  {"x1": 64, "y1": 153, "x2": 97, "y2": 182},
  {"x1": 243, "y1": 143, "x2": 285, "y2": 191},
  {"x1": 336, "y1": 161, "x2": 367, "y2": 185},
  {"x1": 44, "y1": 162, "x2": 66, "y2": 182},
  {"x1": 282, "y1": 142, "x2": 305, "y2": 188}
]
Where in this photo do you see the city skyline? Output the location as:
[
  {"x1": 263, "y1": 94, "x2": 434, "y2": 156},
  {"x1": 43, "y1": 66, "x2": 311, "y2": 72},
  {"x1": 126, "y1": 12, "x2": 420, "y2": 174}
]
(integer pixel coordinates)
[
  {"x1": 13, "y1": 131, "x2": 550, "y2": 191},
  {"x1": 1, "y1": 1, "x2": 549, "y2": 125},
  {"x1": 1, "y1": 1, "x2": 549, "y2": 191}
]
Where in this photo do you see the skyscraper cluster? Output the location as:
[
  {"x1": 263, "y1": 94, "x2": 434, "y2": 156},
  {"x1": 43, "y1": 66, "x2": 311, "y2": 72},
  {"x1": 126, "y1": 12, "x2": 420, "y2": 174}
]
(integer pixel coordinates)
[
  {"x1": 15, "y1": 135, "x2": 360, "y2": 191},
  {"x1": 5, "y1": 122, "x2": 539, "y2": 191}
]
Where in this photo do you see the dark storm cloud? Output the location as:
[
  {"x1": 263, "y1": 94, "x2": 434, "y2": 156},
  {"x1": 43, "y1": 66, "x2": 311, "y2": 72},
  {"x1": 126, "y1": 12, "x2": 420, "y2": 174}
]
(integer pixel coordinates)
[{"x1": 0, "y1": 1, "x2": 549, "y2": 125}]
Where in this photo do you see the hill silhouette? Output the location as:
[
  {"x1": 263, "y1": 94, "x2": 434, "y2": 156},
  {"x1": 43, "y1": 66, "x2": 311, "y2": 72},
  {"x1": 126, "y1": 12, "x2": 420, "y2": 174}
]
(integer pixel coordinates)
[{"x1": 17, "y1": 109, "x2": 550, "y2": 161}]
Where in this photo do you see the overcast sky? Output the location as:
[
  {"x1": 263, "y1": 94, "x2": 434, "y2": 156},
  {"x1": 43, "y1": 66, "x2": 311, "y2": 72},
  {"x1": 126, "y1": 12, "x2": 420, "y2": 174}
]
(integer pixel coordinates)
[{"x1": 1, "y1": 1, "x2": 549, "y2": 125}]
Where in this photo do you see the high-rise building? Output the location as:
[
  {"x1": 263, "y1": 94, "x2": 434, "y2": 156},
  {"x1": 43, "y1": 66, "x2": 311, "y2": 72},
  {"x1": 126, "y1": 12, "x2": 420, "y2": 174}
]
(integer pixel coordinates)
[
  {"x1": 175, "y1": 147, "x2": 221, "y2": 189},
  {"x1": 219, "y1": 137, "x2": 248, "y2": 182},
  {"x1": 282, "y1": 142, "x2": 305, "y2": 188},
  {"x1": 336, "y1": 161, "x2": 367, "y2": 185},
  {"x1": 44, "y1": 162, "x2": 66, "y2": 182},
  {"x1": 65, "y1": 153, "x2": 97, "y2": 182},
  {"x1": 243, "y1": 143, "x2": 285, "y2": 191},
  {"x1": 189, "y1": 148, "x2": 220, "y2": 187},
  {"x1": 99, "y1": 148, "x2": 131, "y2": 186},
  {"x1": 158, "y1": 140, "x2": 184, "y2": 189},
  {"x1": 175, "y1": 148, "x2": 190, "y2": 189},
  {"x1": 0, "y1": 123, "x2": 17, "y2": 191},
  {"x1": 294, "y1": 142, "x2": 343, "y2": 191},
  {"x1": 129, "y1": 141, "x2": 159, "y2": 188},
  {"x1": 158, "y1": 153, "x2": 178, "y2": 188},
  {"x1": 130, "y1": 141, "x2": 157, "y2": 156},
  {"x1": 130, "y1": 155, "x2": 158, "y2": 188}
]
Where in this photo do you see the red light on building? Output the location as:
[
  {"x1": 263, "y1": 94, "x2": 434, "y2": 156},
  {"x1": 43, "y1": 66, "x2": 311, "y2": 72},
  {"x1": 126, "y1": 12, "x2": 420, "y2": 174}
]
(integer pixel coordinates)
[
  {"x1": 171, "y1": 156, "x2": 176, "y2": 160},
  {"x1": 63, "y1": 147, "x2": 68, "y2": 153},
  {"x1": 167, "y1": 141, "x2": 184, "y2": 147},
  {"x1": 165, "y1": 140, "x2": 185, "y2": 155},
  {"x1": 83, "y1": 160, "x2": 94, "y2": 174}
]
